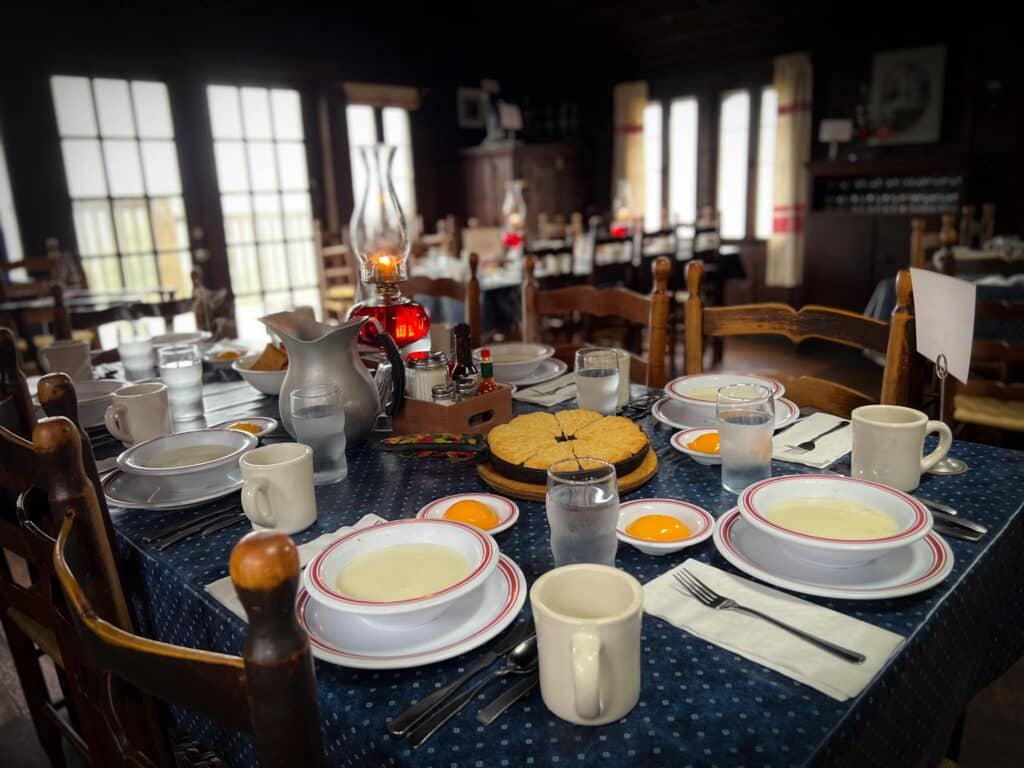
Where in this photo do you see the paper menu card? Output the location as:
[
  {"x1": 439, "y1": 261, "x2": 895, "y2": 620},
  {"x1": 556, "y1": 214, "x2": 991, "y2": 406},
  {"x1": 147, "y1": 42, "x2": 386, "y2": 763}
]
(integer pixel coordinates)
[{"x1": 909, "y1": 267, "x2": 976, "y2": 383}]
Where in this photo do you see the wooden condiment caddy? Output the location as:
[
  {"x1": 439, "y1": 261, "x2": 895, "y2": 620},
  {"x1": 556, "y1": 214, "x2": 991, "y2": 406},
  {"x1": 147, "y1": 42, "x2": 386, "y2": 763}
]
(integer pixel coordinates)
[{"x1": 392, "y1": 383, "x2": 513, "y2": 436}]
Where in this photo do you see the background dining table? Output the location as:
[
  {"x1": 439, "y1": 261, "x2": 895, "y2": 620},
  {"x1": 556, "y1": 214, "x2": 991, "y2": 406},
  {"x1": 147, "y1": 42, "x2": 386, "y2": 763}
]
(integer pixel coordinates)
[{"x1": 101, "y1": 375, "x2": 1024, "y2": 767}]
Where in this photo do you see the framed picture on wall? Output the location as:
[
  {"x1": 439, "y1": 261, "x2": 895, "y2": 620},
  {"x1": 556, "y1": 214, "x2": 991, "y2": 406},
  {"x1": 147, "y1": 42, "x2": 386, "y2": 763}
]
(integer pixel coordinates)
[
  {"x1": 456, "y1": 87, "x2": 487, "y2": 129},
  {"x1": 869, "y1": 45, "x2": 946, "y2": 145}
]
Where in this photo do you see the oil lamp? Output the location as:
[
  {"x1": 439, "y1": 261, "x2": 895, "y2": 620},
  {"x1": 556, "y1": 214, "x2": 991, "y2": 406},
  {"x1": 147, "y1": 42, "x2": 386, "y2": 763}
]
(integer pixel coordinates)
[
  {"x1": 347, "y1": 144, "x2": 430, "y2": 348},
  {"x1": 610, "y1": 179, "x2": 632, "y2": 238},
  {"x1": 501, "y1": 179, "x2": 527, "y2": 252}
]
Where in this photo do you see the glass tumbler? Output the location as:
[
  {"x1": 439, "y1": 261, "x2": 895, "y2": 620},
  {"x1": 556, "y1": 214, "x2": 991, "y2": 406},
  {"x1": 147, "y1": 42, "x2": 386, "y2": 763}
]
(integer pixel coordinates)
[
  {"x1": 545, "y1": 457, "x2": 619, "y2": 567},
  {"x1": 574, "y1": 347, "x2": 620, "y2": 415},
  {"x1": 290, "y1": 384, "x2": 348, "y2": 485},
  {"x1": 716, "y1": 383, "x2": 775, "y2": 494},
  {"x1": 157, "y1": 344, "x2": 203, "y2": 420}
]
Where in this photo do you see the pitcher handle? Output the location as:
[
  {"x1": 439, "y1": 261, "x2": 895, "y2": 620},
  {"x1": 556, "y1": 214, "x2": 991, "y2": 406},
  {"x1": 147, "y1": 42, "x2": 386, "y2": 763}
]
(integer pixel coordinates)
[{"x1": 366, "y1": 319, "x2": 405, "y2": 415}]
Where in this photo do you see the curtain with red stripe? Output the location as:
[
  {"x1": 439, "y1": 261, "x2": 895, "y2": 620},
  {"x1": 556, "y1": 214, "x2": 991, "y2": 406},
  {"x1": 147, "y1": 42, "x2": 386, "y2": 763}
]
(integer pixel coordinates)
[
  {"x1": 612, "y1": 81, "x2": 648, "y2": 219},
  {"x1": 766, "y1": 54, "x2": 813, "y2": 287}
]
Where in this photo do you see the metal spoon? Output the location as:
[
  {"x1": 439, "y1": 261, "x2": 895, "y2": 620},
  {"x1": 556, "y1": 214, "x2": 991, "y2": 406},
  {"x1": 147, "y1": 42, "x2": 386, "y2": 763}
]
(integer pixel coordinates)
[{"x1": 406, "y1": 636, "x2": 538, "y2": 748}]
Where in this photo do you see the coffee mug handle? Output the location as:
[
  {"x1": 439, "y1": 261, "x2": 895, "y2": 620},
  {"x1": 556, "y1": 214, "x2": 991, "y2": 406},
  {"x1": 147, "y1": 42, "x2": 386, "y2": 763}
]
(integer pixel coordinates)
[
  {"x1": 921, "y1": 420, "x2": 953, "y2": 473},
  {"x1": 241, "y1": 477, "x2": 276, "y2": 528},
  {"x1": 571, "y1": 631, "x2": 602, "y2": 720},
  {"x1": 104, "y1": 404, "x2": 131, "y2": 444}
]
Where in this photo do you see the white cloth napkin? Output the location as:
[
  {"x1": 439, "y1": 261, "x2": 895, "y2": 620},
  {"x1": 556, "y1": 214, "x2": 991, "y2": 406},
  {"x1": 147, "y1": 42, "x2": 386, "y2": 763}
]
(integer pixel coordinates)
[
  {"x1": 772, "y1": 412, "x2": 851, "y2": 468},
  {"x1": 512, "y1": 373, "x2": 577, "y2": 407},
  {"x1": 643, "y1": 559, "x2": 904, "y2": 701},
  {"x1": 204, "y1": 513, "x2": 386, "y2": 620}
]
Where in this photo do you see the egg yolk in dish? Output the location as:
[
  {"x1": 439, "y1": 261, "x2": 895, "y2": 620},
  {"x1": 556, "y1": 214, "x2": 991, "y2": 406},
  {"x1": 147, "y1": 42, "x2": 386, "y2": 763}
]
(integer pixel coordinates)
[
  {"x1": 625, "y1": 514, "x2": 692, "y2": 542},
  {"x1": 687, "y1": 433, "x2": 720, "y2": 454},
  {"x1": 228, "y1": 422, "x2": 262, "y2": 435},
  {"x1": 442, "y1": 500, "x2": 501, "y2": 530}
]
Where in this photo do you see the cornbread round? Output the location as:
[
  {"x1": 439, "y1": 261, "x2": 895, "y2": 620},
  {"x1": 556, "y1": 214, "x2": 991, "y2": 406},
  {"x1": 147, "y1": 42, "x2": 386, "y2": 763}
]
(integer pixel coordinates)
[{"x1": 487, "y1": 408, "x2": 650, "y2": 484}]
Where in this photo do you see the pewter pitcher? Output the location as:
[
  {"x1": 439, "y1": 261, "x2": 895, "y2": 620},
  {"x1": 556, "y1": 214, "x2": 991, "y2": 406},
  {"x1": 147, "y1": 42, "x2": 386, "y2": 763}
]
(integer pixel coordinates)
[{"x1": 260, "y1": 311, "x2": 391, "y2": 444}]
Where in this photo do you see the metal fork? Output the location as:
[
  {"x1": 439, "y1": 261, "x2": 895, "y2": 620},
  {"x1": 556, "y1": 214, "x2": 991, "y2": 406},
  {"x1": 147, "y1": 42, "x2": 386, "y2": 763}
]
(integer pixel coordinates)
[
  {"x1": 784, "y1": 421, "x2": 849, "y2": 453},
  {"x1": 673, "y1": 569, "x2": 866, "y2": 664}
]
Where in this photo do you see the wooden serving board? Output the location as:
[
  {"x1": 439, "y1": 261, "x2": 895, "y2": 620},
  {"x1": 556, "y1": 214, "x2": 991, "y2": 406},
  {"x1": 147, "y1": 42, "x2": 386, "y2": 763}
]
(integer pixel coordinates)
[{"x1": 477, "y1": 449, "x2": 658, "y2": 502}]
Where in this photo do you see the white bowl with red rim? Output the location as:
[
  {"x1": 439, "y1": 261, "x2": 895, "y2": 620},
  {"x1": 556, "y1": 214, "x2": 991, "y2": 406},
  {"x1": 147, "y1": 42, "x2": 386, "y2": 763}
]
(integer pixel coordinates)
[
  {"x1": 303, "y1": 518, "x2": 500, "y2": 629},
  {"x1": 663, "y1": 373, "x2": 785, "y2": 428},
  {"x1": 416, "y1": 492, "x2": 519, "y2": 535},
  {"x1": 616, "y1": 498, "x2": 715, "y2": 555},
  {"x1": 669, "y1": 428, "x2": 721, "y2": 466},
  {"x1": 737, "y1": 474, "x2": 932, "y2": 568}
]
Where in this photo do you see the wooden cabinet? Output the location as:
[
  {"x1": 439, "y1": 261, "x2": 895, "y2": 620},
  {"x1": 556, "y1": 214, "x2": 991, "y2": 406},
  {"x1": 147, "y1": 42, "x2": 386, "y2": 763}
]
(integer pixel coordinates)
[{"x1": 458, "y1": 142, "x2": 583, "y2": 231}]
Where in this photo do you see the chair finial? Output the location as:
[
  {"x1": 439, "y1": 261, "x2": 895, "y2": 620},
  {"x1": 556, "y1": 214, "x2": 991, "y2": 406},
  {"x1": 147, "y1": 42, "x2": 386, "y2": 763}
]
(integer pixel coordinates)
[
  {"x1": 230, "y1": 531, "x2": 301, "y2": 593},
  {"x1": 686, "y1": 260, "x2": 704, "y2": 294}
]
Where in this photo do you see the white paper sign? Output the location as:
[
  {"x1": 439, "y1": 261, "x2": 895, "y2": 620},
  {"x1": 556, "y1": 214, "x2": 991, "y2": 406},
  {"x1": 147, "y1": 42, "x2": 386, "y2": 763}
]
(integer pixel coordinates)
[{"x1": 910, "y1": 267, "x2": 976, "y2": 383}]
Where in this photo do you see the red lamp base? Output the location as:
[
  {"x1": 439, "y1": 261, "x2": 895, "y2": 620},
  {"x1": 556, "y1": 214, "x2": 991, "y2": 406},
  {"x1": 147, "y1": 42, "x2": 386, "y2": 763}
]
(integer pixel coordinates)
[{"x1": 349, "y1": 295, "x2": 431, "y2": 348}]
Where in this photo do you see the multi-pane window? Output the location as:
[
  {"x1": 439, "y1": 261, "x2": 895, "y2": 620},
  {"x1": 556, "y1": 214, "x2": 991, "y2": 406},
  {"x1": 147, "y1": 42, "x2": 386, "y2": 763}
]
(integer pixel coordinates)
[
  {"x1": 345, "y1": 104, "x2": 417, "y2": 226},
  {"x1": 50, "y1": 76, "x2": 191, "y2": 299},
  {"x1": 642, "y1": 102, "x2": 663, "y2": 232},
  {"x1": 207, "y1": 85, "x2": 318, "y2": 339},
  {"x1": 668, "y1": 97, "x2": 699, "y2": 231},
  {"x1": 755, "y1": 87, "x2": 778, "y2": 240},
  {"x1": 716, "y1": 90, "x2": 751, "y2": 240},
  {"x1": 0, "y1": 130, "x2": 23, "y2": 267}
]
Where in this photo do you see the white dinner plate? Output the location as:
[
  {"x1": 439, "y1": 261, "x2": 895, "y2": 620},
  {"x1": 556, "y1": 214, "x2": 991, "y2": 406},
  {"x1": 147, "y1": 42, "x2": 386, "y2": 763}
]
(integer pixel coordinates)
[
  {"x1": 417, "y1": 492, "x2": 519, "y2": 535},
  {"x1": 652, "y1": 395, "x2": 799, "y2": 431},
  {"x1": 298, "y1": 553, "x2": 526, "y2": 670},
  {"x1": 103, "y1": 466, "x2": 243, "y2": 511},
  {"x1": 712, "y1": 508, "x2": 953, "y2": 600},
  {"x1": 504, "y1": 358, "x2": 569, "y2": 388}
]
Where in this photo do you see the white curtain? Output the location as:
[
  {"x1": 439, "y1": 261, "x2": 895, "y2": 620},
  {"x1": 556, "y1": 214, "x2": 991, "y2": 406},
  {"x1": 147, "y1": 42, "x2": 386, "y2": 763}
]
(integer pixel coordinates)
[
  {"x1": 612, "y1": 81, "x2": 648, "y2": 218},
  {"x1": 766, "y1": 54, "x2": 813, "y2": 288}
]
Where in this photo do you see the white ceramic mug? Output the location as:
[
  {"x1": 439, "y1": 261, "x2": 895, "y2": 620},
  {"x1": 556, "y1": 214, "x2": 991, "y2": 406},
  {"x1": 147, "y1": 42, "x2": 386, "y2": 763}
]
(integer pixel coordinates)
[
  {"x1": 851, "y1": 404, "x2": 953, "y2": 491},
  {"x1": 239, "y1": 443, "x2": 317, "y2": 535},
  {"x1": 104, "y1": 382, "x2": 173, "y2": 446},
  {"x1": 38, "y1": 339, "x2": 92, "y2": 381},
  {"x1": 530, "y1": 564, "x2": 643, "y2": 726}
]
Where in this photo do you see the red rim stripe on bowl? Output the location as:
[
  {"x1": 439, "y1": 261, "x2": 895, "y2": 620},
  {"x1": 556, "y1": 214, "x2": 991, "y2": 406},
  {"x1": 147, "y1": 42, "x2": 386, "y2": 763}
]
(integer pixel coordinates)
[
  {"x1": 299, "y1": 557, "x2": 520, "y2": 660},
  {"x1": 418, "y1": 493, "x2": 517, "y2": 521},
  {"x1": 719, "y1": 510, "x2": 947, "y2": 591},
  {"x1": 740, "y1": 474, "x2": 930, "y2": 545},
  {"x1": 667, "y1": 373, "x2": 782, "y2": 403},
  {"x1": 309, "y1": 519, "x2": 495, "y2": 606},
  {"x1": 617, "y1": 499, "x2": 713, "y2": 543}
]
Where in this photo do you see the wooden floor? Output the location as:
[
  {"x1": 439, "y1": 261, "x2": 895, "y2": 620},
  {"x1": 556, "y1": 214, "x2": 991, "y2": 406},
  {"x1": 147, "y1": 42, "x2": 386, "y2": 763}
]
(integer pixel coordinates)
[{"x1": 1, "y1": 337, "x2": 1020, "y2": 766}]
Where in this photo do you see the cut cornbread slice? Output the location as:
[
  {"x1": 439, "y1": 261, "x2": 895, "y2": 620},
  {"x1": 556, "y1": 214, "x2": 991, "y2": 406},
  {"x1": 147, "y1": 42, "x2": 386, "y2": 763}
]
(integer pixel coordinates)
[
  {"x1": 555, "y1": 408, "x2": 603, "y2": 438},
  {"x1": 570, "y1": 437, "x2": 632, "y2": 465},
  {"x1": 577, "y1": 415, "x2": 648, "y2": 454},
  {"x1": 505, "y1": 411, "x2": 562, "y2": 438},
  {"x1": 523, "y1": 441, "x2": 576, "y2": 470}
]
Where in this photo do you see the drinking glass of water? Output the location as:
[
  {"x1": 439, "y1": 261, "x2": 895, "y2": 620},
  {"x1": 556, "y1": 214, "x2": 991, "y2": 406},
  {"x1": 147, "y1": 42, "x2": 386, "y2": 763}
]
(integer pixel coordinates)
[
  {"x1": 575, "y1": 347, "x2": 620, "y2": 415},
  {"x1": 117, "y1": 321, "x2": 154, "y2": 381},
  {"x1": 545, "y1": 457, "x2": 619, "y2": 567},
  {"x1": 157, "y1": 344, "x2": 203, "y2": 420},
  {"x1": 716, "y1": 383, "x2": 774, "y2": 494},
  {"x1": 291, "y1": 384, "x2": 348, "y2": 485}
]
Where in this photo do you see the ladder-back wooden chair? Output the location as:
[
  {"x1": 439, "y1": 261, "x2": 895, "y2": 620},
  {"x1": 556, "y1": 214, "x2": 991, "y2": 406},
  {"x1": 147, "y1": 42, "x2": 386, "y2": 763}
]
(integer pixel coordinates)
[
  {"x1": 523, "y1": 256, "x2": 671, "y2": 387},
  {"x1": 910, "y1": 214, "x2": 957, "y2": 270},
  {"x1": 404, "y1": 252, "x2": 482, "y2": 347},
  {"x1": 315, "y1": 221, "x2": 358, "y2": 321},
  {"x1": 2, "y1": 412, "x2": 325, "y2": 766},
  {"x1": 684, "y1": 261, "x2": 917, "y2": 418}
]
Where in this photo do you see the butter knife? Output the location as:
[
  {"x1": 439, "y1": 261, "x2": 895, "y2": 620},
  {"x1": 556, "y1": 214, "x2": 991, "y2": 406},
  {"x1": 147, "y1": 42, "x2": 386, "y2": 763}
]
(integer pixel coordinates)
[{"x1": 476, "y1": 671, "x2": 539, "y2": 726}]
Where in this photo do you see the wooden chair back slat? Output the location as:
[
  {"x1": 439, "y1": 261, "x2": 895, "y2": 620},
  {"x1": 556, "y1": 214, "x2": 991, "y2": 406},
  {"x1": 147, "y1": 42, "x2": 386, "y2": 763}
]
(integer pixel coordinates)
[
  {"x1": 404, "y1": 252, "x2": 482, "y2": 347},
  {"x1": 684, "y1": 261, "x2": 916, "y2": 418},
  {"x1": 525, "y1": 256, "x2": 671, "y2": 387}
]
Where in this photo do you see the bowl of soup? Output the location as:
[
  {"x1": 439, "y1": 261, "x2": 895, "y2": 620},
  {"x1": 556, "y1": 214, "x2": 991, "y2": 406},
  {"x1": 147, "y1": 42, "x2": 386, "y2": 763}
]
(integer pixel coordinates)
[
  {"x1": 663, "y1": 374, "x2": 785, "y2": 428},
  {"x1": 737, "y1": 474, "x2": 932, "y2": 568},
  {"x1": 304, "y1": 518, "x2": 500, "y2": 628},
  {"x1": 473, "y1": 343, "x2": 554, "y2": 382},
  {"x1": 117, "y1": 428, "x2": 258, "y2": 484}
]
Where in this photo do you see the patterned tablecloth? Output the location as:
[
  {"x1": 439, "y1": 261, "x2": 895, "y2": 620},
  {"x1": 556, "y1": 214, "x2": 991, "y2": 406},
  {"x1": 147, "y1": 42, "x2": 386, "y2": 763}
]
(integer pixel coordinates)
[{"x1": 107, "y1": 380, "x2": 1024, "y2": 767}]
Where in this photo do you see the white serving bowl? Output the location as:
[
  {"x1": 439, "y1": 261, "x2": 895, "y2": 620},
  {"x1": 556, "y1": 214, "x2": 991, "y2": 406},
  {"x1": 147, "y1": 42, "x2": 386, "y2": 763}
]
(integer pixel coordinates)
[
  {"x1": 669, "y1": 428, "x2": 721, "y2": 466},
  {"x1": 663, "y1": 373, "x2": 785, "y2": 428},
  {"x1": 737, "y1": 474, "x2": 932, "y2": 568},
  {"x1": 232, "y1": 354, "x2": 286, "y2": 396},
  {"x1": 304, "y1": 518, "x2": 500, "y2": 629},
  {"x1": 616, "y1": 498, "x2": 715, "y2": 555},
  {"x1": 74, "y1": 379, "x2": 127, "y2": 428},
  {"x1": 473, "y1": 343, "x2": 554, "y2": 382},
  {"x1": 116, "y1": 428, "x2": 257, "y2": 485}
]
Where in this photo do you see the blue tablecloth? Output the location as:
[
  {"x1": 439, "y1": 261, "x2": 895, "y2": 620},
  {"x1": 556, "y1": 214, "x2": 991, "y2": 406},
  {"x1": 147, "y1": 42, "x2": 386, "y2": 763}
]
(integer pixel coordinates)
[{"x1": 108, "y1": 381, "x2": 1024, "y2": 766}]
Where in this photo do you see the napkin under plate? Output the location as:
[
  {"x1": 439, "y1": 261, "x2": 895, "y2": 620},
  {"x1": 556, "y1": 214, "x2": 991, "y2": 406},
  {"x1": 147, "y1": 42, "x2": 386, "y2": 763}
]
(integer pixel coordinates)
[
  {"x1": 512, "y1": 373, "x2": 577, "y2": 407},
  {"x1": 205, "y1": 513, "x2": 386, "y2": 620},
  {"x1": 643, "y1": 559, "x2": 904, "y2": 701},
  {"x1": 772, "y1": 412, "x2": 851, "y2": 468}
]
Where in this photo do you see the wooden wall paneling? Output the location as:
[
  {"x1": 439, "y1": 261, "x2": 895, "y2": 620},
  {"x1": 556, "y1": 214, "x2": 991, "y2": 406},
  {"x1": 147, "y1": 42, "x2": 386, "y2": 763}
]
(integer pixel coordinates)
[{"x1": 802, "y1": 213, "x2": 875, "y2": 310}]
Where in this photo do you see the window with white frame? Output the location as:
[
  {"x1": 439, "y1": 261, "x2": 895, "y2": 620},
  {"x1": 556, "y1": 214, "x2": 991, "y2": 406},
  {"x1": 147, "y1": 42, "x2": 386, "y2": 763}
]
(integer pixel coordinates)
[
  {"x1": 755, "y1": 87, "x2": 778, "y2": 240},
  {"x1": 50, "y1": 76, "x2": 192, "y2": 299},
  {"x1": 668, "y1": 96, "x2": 699, "y2": 231},
  {"x1": 0, "y1": 129, "x2": 23, "y2": 267},
  {"x1": 207, "y1": 85, "x2": 319, "y2": 339},
  {"x1": 716, "y1": 89, "x2": 751, "y2": 240},
  {"x1": 346, "y1": 104, "x2": 417, "y2": 225},
  {"x1": 642, "y1": 102, "x2": 663, "y2": 232}
]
